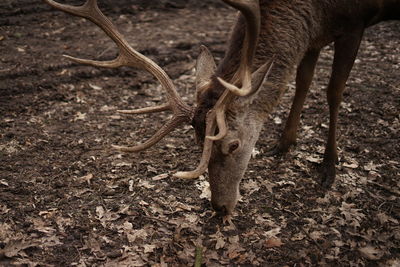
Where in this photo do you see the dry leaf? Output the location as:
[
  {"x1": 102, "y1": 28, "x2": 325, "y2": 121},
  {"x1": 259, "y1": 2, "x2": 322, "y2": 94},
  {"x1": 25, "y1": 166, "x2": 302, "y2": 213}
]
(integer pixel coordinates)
[
  {"x1": 265, "y1": 237, "x2": 283, "y2": 248},
  {"x1": 126, "y1": 228, "x2": 149, "y2": 243},
  {"x1": 143, "y1": 244, "x2": 157, "y2": 253},
  {"x1": 89, "y1": 83, "x2": 102, "y2": 90},
  {"x1": 0, "y1": 239, "x2": 39, "y2": 257},
  {"x1": 309, "y1": 230, "x2": 325, "y2": 241},
  {"x1": 79, "y1": 173, "x2": 94, "y2": 184},
  {"x1": 196, "y1": 179, "x2": 211, "y2": 200},
  {"x1": 138, "y1": 179, "x2": 155, "y2": 189},
  {"x1": 151, "y1": 173, "x2": 169, "y2": 181},
  {"x1": 215, "y1": 237, "x2": 225, "y2": 250},
  {"x1": 211, "y1": 231, "x2": 226, "y2": 250},
  {"x1": 264, "y1": 227, "x2": 281, "y2": 238},
  {"x1": 305, "y1": 155, "x2": 321, "y2": 163},
  {"x1": 96, "y1": 206, "x2": 105, "y2": 220},
  {"x1": 242, "y1": 179, "x2": 260, "y2": 195},
  {"x1": 340, "y1": 202, "x2": 366, "y2": 228},
  {"x1": 343, "y1": 162, "x2": 359, "y2": 169},
  {"x1": 74, "y1": 112, "x2": 86, "y2": 121},
  {"x1": 358, "y1": 246, "x2": 383, "y2": 260}
]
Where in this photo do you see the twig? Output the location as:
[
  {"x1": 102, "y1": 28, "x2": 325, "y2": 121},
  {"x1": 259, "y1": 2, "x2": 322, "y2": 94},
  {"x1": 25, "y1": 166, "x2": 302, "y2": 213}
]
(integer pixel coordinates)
[
  {"x1": 0, "y1": 66, "x2": 17, "y2": 73},
  {"x1": 194, "y1": 247, "x2": 203, "y2": 267},
  {"x1": 143, "y1": 215, "x2": 176, "y2": 226},
  {"x1": 283, "y1": 209, "x2": 324, "y2": 252},
  {"x1": 298, "y1": 225, "x2": 324, "y2": 252},
  {"x1": 367, "y1": 181, "x2": 400, "y2": 197}
]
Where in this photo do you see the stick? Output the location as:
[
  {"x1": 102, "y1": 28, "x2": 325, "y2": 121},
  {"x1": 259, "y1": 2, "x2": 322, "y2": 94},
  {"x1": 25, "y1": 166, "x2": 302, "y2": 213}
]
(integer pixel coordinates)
[{"x1": 194, "y1": 247, "x2": 203, "y2": 267}]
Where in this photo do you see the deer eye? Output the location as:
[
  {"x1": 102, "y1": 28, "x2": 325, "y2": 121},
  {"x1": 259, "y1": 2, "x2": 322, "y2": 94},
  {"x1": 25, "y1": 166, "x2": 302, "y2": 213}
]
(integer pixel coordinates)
[{"x1": 228, "y1": 140, "x2": 241, "y2": 154}]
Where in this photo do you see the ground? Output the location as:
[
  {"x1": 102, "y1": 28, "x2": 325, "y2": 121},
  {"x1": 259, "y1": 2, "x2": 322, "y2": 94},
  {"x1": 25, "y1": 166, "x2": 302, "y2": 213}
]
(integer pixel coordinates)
[{"x1": 0, "y1": 0, "x2": 399, "y2": 266}]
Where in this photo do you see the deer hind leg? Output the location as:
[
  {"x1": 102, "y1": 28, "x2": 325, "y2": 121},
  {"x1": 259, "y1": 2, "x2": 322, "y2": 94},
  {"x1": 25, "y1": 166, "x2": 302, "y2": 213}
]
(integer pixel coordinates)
[
  {"x1": 267, "y1": 49, "x2": 320, "y2": 156},
  {"x1": 320, "y1": 30, "x2": 363, "y2": 188}
]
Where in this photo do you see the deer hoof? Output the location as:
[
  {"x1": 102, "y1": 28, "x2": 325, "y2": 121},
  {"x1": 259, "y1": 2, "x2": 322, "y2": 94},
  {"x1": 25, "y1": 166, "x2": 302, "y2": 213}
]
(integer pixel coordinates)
[
  {"x1": 318, "y1": 161, "x2": 336, "y2": 188},
  {"x1": 265, "y1": 142, "x2": 292, "y2": 157}
]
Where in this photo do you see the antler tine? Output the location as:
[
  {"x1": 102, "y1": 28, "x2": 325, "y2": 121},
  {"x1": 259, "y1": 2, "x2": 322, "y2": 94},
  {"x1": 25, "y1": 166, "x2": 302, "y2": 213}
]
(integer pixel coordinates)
[
  {"x1": 117, "y1": 103, "x2": 171, "y2": 115},
  {"x1": 174, "y1": 88, "x2": 239, "y2": 178},
  {"x1": 173, "y1": 109, "x2": 217, "y2": 179},
  {"x1": 112, "y1": 114, "x2": 189, "y2": 152},
  {"x1": 45, "y1": 0, "x2": 194, "y2": 152},
  {"x1": 217, "y1": 0, "x2": 261, "y2": 96},
  {"x1": 206, "y1": 58, "x2": 274, "y2": 141},
  {"x1": 205, "y1": 90, "x2": 232, "y2": 141}
]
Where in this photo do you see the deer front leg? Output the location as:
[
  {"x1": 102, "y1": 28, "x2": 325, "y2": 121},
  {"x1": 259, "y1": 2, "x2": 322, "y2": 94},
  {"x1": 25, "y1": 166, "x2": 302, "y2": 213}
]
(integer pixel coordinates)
[
  {"x1": 267, "y1": 49, "x2": 320, "y2": 156},
  {"x1": 320, "y1": 30, "x2": 363, "y2": 188}
]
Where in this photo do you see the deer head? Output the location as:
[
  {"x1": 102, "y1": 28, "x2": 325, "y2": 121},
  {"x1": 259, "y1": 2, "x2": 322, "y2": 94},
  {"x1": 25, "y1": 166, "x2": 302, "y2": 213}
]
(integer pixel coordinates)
[{"x1": 44, "y1": 0, "x2": 274, "y2": 215}]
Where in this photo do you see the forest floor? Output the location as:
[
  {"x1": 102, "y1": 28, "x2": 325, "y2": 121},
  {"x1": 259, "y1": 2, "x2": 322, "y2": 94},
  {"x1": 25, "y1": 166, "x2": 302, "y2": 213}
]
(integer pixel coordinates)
[{"x1": 0, "y1": 0, "x2": 399, "y2": 266}]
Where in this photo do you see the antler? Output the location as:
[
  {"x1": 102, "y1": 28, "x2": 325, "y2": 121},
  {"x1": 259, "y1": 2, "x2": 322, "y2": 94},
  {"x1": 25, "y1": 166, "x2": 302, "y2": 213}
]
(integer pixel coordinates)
[
  {"x1": 207, "y1": 0, "x2": 274, "y2": 141},
  {"x1": 208, "y1": 58, "x2": 274, "y2": 141},
  {"x1": 174, "y1": 0, "x2": 274, "y2": 179},
  {"x1": 217, "y1": 0, "x2": 261, "y2": 97},
  {"x1": 44, "y1": 0, "x2": 193, "y2": 152}
]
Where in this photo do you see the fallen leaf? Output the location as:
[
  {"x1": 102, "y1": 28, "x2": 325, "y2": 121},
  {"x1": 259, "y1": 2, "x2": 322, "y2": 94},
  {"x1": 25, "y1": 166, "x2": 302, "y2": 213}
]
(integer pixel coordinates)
[
  {"x1": 151, "y1": 173, "x2": 169, "y2": 181},
  {"x1": 358, "y1": 246, "x2": 383, "y2": 260},
  {"x1": 79, "y1": 173, "x2": 94, "y2": 184},
  {"x1": 138, "y1": 179, "x2": 155, "y2": 189},
  {"x1": 340, "y1": 202, "x2": 366, "y2": 228},
  {"x1": 343, "y1": 162, "x2": 359, "y2": 169},
  {"x1": 274, "y1": 117, "x2": 282, "y2": 124},
  {"x1": 143, "y1": 244, "x2": 156, "y2": 253},
  {"x1": 264, "y1": 227, "x2": 281, "y2": 238},
  {"x1": 309, "y1": 230, "x2": 325, "y2": 240},
  {"x1": 74, "y1": 112, "x2": 86, "y2": 121},
  {"x1": 211, "y1": 231, "x2": 226, "y2": 250},
  {"x1": 89, "y1": 83, "x2": 102, "y2": 90},
  {"x1": 0, "y1": 239, "x2": 40, "y2": 257},
  {"x1": 109, "y1": 115, "x2": 121, "y2": 120},
  {"x1": 364, "y1": 161, "x2": 380, "y2": 171},
  {"x1": 126, "y1": 229, "x2": 148, "y2": 243},
  {"x1": 291, "y1": 232, "x2": 306, "y2": 241},
  {"x1": 242, "y1": 179, "x2": 260, "y2": 195},
  {"x1": 333, "y1": 240, "x2": 345, "y2": 247},
  {"x1": 196, "y1": 179, "x2": 211, "y2": 200},
  {"x1": 215, "y1": 236, "x2": 225, "y2": 250},
  {"x1": 265, "y1": 237, "x2": 283, "y2": 248},
  {"x1": 251, "y1": 147, "x2": 261, "y2": 158},
  {"x1": 306, "y1": 155, "x2": 321, "y2": 163}
]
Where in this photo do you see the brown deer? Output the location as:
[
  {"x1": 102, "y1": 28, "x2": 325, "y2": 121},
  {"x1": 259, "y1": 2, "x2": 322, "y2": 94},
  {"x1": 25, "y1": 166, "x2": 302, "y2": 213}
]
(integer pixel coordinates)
[{"x1": 44, "y1": 0, "x2": 400, "y2": 215}]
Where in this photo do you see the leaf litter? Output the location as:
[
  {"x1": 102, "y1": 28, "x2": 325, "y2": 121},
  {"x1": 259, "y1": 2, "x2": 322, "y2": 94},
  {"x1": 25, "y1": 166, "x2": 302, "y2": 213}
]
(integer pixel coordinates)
[{"x1": 1, "y1": 1, "x2": 399, "y2": 266}]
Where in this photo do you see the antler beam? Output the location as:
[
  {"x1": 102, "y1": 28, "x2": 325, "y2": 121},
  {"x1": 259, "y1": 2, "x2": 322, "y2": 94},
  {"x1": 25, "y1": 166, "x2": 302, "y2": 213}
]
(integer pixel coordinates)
[
  {"x1": 217, "y1": 0, "x2": 261, "y2": 96},
  {"x1": 44, "y1": 0, "x2": 194, "y2": 152}
]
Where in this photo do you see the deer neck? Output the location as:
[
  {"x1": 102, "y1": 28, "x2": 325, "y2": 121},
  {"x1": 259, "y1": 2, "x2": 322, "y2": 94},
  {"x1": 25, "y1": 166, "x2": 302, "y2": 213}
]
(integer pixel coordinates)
[{"x1": 215, "y1": 2, "x2": 317, "y2": 122}]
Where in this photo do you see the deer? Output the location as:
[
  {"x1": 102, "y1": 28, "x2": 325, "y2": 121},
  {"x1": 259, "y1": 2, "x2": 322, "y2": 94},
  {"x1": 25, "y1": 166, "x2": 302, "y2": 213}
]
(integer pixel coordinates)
[{"x1": 44, "y1": 0, "x2": 400, "y2": 215}]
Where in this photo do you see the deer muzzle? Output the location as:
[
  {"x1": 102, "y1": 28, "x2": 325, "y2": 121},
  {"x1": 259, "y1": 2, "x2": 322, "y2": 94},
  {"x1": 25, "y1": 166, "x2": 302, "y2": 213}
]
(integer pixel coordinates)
[{"x1": 208, "y1": 156, "x2": 243, "y2": 215}]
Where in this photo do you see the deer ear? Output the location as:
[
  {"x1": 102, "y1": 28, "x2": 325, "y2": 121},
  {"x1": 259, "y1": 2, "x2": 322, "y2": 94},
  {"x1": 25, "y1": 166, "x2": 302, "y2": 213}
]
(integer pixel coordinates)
[
  {"x1": 230, "y1": 58, "x2": 274, "y2": 110},
  {"x1": 248, "y1": 58, "x2": 274, "y2": 97},
  {"x1": 196, "y1": 45, "x2": 217, "y2": 94}
]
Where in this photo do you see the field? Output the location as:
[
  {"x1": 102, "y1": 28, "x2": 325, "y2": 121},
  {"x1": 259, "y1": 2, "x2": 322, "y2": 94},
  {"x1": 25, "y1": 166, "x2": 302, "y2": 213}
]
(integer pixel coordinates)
[{"x1": 1, "y1": 0, "x2": 399, "y2": 265}]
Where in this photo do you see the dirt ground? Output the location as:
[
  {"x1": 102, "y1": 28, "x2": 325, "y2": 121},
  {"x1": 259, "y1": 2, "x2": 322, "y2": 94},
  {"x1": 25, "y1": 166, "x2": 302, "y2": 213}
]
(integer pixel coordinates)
[{"x1": 0, "y1": 0, "x2": 399, "y2": 266}]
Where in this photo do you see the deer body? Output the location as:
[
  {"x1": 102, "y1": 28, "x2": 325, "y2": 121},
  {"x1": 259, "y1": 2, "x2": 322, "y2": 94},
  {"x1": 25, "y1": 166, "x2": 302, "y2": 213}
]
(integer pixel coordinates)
[
  {"x1": 45, "y1": 0, "x2": 399, "y2": 215},
  {"x1": 194, "y1": 0, "x2": 400, "y2": 213}
]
